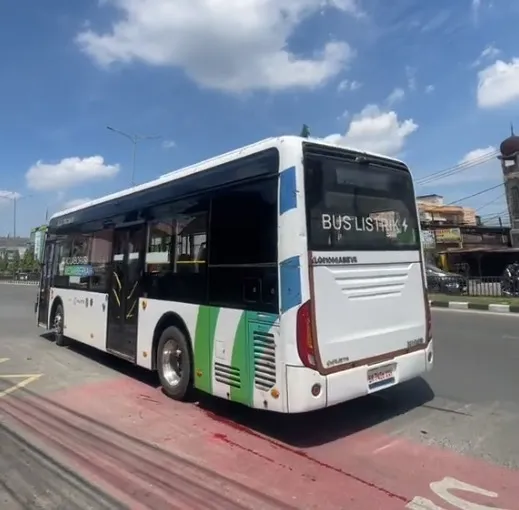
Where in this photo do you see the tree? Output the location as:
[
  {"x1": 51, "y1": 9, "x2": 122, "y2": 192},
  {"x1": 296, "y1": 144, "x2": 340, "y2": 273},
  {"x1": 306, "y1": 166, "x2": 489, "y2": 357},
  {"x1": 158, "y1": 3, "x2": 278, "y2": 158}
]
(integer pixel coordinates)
[
  {"x1": 0, "y1": 252, "x2": 7, "y2": 272},
  {"x1": 300, "y1": 124, "x2": 310, "y2": 138},
  {"x1": 8, "y1": 250, "x2": 20, "y2": 275},
  {"x1": 21, "y1": 248, "x2": 36, "y2": 272}
]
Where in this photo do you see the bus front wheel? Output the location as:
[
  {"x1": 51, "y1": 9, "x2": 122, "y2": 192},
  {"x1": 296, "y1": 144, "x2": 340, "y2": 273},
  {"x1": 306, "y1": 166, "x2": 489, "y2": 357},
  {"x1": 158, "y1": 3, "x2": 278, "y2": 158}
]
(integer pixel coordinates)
[
  {"x1": 156, "y1": 326, "x2": 192, "y2": 401},
  {"x1": 53, "y1": 303, "x2": 66, "y2": 347}
]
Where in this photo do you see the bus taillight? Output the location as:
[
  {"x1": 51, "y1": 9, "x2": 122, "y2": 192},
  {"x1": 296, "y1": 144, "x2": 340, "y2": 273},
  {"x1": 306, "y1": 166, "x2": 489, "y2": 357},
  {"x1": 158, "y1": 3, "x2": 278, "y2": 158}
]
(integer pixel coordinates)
[{"x1": 296, "y1": 300, "x2": 317, "y2": 369}]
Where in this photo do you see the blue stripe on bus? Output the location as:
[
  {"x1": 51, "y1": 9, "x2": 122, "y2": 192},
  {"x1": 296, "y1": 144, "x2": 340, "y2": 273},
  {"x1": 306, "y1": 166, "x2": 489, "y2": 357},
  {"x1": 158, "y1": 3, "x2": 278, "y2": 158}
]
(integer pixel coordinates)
[
  {"x1": 280, "y1": 255, "x2": 302, "y2": 313},
  {"x1": 279, "y1": 166, "x2": 297, "y2": 215}
]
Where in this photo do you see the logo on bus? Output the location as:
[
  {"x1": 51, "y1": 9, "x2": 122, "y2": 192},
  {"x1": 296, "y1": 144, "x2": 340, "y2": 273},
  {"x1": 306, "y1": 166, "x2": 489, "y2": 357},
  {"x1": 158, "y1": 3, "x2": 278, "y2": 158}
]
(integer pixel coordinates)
[{"x1": 311, "y1": 256, "x2": 358, "y2": 265}]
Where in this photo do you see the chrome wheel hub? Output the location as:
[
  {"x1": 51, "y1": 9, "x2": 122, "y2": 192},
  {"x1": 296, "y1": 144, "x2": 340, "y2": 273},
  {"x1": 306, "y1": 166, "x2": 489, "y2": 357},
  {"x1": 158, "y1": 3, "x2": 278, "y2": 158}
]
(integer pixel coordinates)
[
  {"x1": 162, "y1": 339, "x2": 183, "y2": 387},
  {"x1": 54, "y1": 313, "x2": 63, "y2": 334}
]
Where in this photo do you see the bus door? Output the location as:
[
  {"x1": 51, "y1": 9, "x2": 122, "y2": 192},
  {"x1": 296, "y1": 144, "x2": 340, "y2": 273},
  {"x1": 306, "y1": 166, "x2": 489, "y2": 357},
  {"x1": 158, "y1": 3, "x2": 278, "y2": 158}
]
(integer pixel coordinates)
[
  {"x1": 37, "y1": 240, "x2": 56, "y2": 327},
  {"x1": 106, "y1": 223, "x2": 146, "y2": 361}
]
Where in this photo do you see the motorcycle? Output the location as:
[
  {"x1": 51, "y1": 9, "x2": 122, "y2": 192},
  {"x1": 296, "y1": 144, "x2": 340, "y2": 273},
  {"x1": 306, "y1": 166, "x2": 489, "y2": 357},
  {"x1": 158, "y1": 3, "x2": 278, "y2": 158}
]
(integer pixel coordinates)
[{"x1": 501, "y1": 263, "x2": 519, "y2": 297}]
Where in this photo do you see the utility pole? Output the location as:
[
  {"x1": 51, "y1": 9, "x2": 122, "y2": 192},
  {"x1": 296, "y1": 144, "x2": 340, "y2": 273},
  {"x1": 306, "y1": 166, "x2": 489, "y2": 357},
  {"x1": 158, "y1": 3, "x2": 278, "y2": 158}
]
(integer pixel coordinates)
[{"x1": 106, "y1": 126, "x2": 161, "y2": 186}]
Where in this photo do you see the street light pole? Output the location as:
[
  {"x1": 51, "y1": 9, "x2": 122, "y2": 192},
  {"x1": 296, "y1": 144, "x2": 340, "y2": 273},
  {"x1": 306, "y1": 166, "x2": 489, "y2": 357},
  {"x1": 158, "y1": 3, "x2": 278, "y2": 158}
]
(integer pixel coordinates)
[
  {"x1": 0, "y1": 192, "x2": 18, "y2": 237},
  {"x1": 13, "y1": 195, "x2": 16, "y2": 238},
  {"x1": 0, "y1": 192, "x2": 32, "y2": 238},
  {"x1": 106, "y1": 126, "x2": 161, "y2": 186}
]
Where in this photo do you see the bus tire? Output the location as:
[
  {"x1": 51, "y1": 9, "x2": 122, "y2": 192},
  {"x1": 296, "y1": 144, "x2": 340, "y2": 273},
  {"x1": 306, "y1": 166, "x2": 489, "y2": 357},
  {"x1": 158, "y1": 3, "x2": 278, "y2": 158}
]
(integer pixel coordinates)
[
  {"x1": 156, "y1": 326, "x2": 192, "y2": 401},
  {"x1": 53, "y1": 303, "x2": 67, "y2": 347}
]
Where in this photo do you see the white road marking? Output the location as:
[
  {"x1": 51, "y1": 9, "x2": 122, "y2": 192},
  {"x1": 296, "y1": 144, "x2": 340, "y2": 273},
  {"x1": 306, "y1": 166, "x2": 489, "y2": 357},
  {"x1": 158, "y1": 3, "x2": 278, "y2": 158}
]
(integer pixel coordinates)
[
  {"x1": 372, "y1": 439, "x2": 402, "y2": 454},
  {"x1": 0, "y1": 374, "x2": 43, "y2": 398},
  {"x1": 406, "y1": 476, "x2": 509, "y2": 510},
  {"x1": 432, "y1": 307, "x2": 519, "y2": 319},
  {"x1": 0, "y1": 358, "x2": 43, "y2": 398}
]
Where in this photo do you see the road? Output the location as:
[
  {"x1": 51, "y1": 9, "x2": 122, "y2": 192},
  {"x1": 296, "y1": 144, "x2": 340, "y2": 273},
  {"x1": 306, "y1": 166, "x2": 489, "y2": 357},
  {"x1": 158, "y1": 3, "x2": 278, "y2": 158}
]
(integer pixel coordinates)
[{"x1": 0, "y1": 286, "x2": 518, "y2": 509}]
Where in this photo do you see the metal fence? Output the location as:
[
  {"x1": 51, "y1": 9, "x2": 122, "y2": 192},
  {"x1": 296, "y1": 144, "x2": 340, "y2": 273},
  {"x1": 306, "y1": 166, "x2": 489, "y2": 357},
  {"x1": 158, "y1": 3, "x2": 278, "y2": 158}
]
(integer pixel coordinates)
[
  {"x1": 0, "y1": 274, "x2": 40, "y2": 285},
  {"x1": 427, "y1": 275, "x2": 509, "y2": 297},
  {"x1": 0, "y1": 272, "x2": 512, "y2": 296}
]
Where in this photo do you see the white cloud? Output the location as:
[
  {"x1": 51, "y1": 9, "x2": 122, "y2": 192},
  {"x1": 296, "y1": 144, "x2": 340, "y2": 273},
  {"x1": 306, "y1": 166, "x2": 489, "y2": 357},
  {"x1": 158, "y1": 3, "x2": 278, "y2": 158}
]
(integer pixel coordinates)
[
  {"x1": 324, "y1": 104, "x2": 418, "y2": 157},
  {"x1": 405, "y1": 66, "x2": 416, "y2": 91},
  {"x1": 459, "y1": 146, "x2": 496, "y2": 166},
  {"x1": 472, "y1": 0, "x2": 482, "y2": 24},
  {"x1": 162, "y1": 139, "x2": 176, "y2": 149},
  {"x1": 480, "y1": 44, "x2": 500, "y2": 60},
  {"x1": 336, "y1": 109, "x2": 349, "y2": 121},
  {"x1": 26, "y1": 156, "x2": 120, "y2": 191},
  {"x1": 420, "y1": 10, "x2": 450, "y2": 33},
  {"x1": 425, "y1": 84, "x2": 435, "y2": 93},
  {"x1": 477, "y1": 58, "x2": 519, "y2": 108},
  {"x1": 63, "y1": 198, "x2": 92, "y2": 210},
  {"x1": 386, "y1": 87, "x2": 405, "y2": 105},
  {"x1": 337, "y1": 79, "x2": 361, "y2": 92},
  {"x1": 0, "y1": 190, "x2": 21, "y2": 207},
  {"x1": 419, "y1": 146, "x2": 499, "y2": 187},
  {"x1": 472, "y1": 43, "x2": 500, "y2": 67},
  {"x1": 76, "y1": 0, "x2": 360, "y2": 93}
]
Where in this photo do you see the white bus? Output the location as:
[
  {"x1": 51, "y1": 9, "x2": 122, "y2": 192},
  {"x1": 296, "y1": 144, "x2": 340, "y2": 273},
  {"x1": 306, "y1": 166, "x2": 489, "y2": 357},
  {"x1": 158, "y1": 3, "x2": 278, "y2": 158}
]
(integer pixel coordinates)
[{"x1": 36, "y1": 136, "x2": 433, "y2": 413}]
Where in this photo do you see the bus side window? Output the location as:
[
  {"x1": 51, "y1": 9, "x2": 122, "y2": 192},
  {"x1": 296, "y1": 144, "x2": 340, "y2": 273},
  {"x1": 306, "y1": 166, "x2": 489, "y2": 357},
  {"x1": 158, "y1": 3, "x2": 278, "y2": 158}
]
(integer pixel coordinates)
[
  {"x1": 89, "y1": 229, "x2": 113, "y2": 293},
  {"x1": 144, "y1": 202, "x2": 208, "y2": 303},
  {"x1": 208, "y1": 177, "x2": 278, "y2": 313}
]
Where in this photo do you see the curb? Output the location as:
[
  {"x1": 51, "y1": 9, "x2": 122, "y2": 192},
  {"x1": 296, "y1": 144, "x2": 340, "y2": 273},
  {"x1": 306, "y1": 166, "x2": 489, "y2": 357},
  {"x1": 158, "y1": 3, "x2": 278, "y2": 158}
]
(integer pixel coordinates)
[{"x1": 429, "y1": 300, "x2": 519, "y2": 314}]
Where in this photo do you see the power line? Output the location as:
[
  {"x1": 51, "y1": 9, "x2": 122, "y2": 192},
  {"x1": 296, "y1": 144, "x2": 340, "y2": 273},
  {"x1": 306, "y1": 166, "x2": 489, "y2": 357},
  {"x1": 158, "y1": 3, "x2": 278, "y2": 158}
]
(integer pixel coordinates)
[
  {"x1": 447, "y1": 183, "x2": 504, "y2": 206},
  {"x1": 480, "y1": 210, "x2": 508, "y2": 225},
  {"x1": 480, "y1": 208, "x2": 508, "y2": 220},
  {"x1": 416, "y1": 149, "x2": 499, "y2": 186},
  {"x1": 416, "y1": 150, "x2": 498, "y2": 185},
  {"x1": 476, "y1": 192, "x2": 506, "y2": 212},
  {"x1": 480, "y1": 208, "x2": 507, "y2": 218},
  {"x1": 420, "y1": 183, "x2": 505, "y2": 219}
]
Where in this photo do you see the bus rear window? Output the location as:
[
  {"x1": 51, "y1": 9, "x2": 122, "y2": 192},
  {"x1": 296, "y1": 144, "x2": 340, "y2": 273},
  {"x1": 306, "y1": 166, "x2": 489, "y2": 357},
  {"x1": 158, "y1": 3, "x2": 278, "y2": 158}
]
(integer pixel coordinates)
[{"x1": 304, "y1": 156, "x2": 420, "y2": 251}]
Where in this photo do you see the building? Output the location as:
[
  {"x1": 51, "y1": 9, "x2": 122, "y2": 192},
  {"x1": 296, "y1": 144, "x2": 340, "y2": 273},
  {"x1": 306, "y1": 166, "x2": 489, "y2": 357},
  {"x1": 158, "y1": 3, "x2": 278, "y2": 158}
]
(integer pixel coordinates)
[
  {"x1": 416, "y1": 194, "x2": 505, "y2": 255},
  {"x1": 416, "y1": 194, "x2": 477, "y2": 226},
  {"x1": 0, "y1": 236, "x2": 30, "y2": 261},
  {"x1": 498, "y1": 128, "x2": 519, "y2": 246}
]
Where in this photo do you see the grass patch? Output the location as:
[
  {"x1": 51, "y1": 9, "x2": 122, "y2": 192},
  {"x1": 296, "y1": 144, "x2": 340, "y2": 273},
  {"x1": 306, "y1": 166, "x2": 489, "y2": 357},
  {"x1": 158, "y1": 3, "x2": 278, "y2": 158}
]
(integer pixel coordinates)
[{"x1": 429, "y1": 293, "x2": 519, "y2": 306}]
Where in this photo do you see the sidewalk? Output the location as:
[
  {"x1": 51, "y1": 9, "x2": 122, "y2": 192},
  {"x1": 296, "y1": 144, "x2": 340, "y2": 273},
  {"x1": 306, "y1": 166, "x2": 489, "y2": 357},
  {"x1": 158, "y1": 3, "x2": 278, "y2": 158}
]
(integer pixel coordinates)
[{"x1": 429, "y1": 293, "x2": 519, "y2": 314}]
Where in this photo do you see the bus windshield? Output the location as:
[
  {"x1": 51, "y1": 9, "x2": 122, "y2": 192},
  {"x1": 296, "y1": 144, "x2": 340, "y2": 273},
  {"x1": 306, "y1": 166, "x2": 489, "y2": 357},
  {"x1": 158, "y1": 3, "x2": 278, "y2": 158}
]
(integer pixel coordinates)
[{"x1": 304, "y1": 156, "x2": 420, "y2": 251}]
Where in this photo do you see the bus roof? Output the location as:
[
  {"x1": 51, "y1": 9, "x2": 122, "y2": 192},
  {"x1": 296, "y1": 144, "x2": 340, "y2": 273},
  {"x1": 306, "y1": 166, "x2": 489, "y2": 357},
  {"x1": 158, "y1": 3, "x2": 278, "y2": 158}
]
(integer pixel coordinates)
[{"x1": 50, "y1": 135, "x2": 406, "y2": 221}]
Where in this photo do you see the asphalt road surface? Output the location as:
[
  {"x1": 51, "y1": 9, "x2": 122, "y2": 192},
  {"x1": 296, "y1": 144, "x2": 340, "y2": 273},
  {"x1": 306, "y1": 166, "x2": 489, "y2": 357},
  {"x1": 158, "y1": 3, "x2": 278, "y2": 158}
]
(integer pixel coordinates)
[{"x1": 0, "y1": 285, "x2": 518, "y2": 509}]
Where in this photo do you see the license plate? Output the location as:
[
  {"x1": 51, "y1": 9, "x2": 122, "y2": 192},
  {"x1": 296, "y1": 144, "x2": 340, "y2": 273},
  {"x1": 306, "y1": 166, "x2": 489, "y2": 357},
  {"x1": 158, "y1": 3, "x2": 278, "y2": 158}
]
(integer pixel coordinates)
[{"x1": 368, "y1": 363, "x2": 396, "y2": 391}]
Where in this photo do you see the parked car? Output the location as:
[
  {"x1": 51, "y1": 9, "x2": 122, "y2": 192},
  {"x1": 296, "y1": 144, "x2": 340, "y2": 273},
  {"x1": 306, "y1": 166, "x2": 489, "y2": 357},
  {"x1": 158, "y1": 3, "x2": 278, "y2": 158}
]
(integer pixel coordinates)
[{"x1": 425, "y1": 264, "x2": 467, "y2": 294}]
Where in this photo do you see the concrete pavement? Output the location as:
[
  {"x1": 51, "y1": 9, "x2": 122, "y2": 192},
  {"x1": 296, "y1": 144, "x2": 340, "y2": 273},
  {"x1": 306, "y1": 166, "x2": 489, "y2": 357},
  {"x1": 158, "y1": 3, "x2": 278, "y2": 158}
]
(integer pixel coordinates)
[
  {"x1": 428, "y1": 308, "x2": 519, "y2": 405},
  {"x1": 0, "y1": 420, "x2": 125, "y2": 510},
  {"x1": 0, "y1": 286, "x2": 518, "y2": 509},
  {"x1": 382, "y1": 308, "x2": 519, "y2": 472}
]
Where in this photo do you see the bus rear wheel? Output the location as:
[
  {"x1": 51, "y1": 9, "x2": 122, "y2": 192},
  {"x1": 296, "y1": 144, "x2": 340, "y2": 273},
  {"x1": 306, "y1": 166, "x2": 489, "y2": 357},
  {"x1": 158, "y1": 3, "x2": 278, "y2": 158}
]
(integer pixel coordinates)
[{"x1": 156, "y1": 326, "x2": 192, "y2": 401}]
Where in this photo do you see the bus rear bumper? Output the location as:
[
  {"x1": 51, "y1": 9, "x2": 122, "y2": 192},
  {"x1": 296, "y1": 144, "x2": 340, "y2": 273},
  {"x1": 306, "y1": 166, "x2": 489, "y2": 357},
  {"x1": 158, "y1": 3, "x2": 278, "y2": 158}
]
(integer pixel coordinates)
[{"x1": 286, "y1": 340, "x2": 433, "y2": 413}]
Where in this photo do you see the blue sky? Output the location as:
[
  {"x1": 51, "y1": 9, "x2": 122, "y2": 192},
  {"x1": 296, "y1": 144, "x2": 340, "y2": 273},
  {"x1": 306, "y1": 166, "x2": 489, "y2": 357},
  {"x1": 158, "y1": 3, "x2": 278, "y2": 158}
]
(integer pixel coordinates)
[{"x1": 1, "y1": 0, "x2": 519, "y2": 236}]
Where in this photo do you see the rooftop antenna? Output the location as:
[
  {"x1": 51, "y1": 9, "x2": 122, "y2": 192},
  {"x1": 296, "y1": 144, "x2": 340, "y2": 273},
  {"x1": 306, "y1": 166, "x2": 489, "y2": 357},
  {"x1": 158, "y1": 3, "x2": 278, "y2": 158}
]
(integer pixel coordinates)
[{"x1": 511, "y1": 122, "x2": 515, "y2": 136}]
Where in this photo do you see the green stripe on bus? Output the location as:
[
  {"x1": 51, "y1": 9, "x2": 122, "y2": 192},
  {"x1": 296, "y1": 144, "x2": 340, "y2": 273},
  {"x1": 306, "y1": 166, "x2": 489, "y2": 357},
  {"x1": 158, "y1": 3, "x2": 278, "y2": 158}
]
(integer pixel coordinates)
[
  {"x1": 229, "y1": 312, "x2": 253, "y2": 406},
  {"x1": 194, "y1": 305, "x2": 219, "y2": 393}
]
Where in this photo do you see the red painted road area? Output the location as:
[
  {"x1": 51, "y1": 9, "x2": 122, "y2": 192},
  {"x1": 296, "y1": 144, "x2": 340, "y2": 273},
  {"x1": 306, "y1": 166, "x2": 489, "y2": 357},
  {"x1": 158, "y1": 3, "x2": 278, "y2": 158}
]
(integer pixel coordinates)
[{"x1": 1, "y1": 377, "x2": 518, "y2": 510}]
